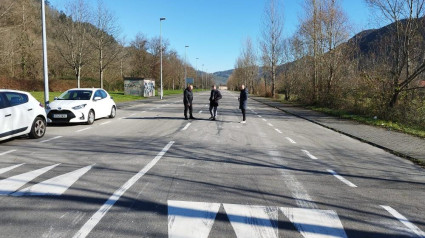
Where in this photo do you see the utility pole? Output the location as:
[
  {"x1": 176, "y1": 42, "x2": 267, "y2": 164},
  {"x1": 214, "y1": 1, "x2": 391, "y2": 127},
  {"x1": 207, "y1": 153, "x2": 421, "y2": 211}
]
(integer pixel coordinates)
[
  {"x1": 41, "y1": 0, "x2": 49, "y2": 108},
  {"x1": 196, "y1": 57, "x2": 199, "y2": 88},
  {"x1": 160, "y1": 17, "x2": 166, "y2": 99}
]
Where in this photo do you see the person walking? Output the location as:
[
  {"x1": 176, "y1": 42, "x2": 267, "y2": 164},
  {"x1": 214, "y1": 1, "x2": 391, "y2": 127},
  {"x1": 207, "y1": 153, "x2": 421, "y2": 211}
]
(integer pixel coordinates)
[
  {"x1": 239, "y1": 84, "x2": 248, "y2": 123},
  {"x1": 209, "y1": 85, "x2": 222, "y2": 121},
  {"x1": 183, "y1": 84, "x2": 195, "y2": 120}
]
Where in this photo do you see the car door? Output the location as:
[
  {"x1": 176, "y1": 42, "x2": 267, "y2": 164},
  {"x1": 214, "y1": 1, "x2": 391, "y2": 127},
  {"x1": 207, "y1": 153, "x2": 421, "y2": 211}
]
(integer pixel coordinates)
[
  {"x1": 0, "y1": 93, "x2": 14, "y2": 138},
  {"x1": 93, "y1": 90, "x2": 108, "y2": 118},
  {"x1": 5, "y1": 92, "x2": 33, "y2": 134}
]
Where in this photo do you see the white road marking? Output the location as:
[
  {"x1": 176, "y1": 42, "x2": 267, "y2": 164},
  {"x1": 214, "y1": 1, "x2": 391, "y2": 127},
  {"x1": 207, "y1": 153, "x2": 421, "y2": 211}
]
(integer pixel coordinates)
[
  {"x1": 118, "y1": 117, "x2": 124, "y2": 120},
  {"x1": 327, "y1": 169, "x2": 357, "y2": 188},
  {"x1": 73, "y1": 141, "x2": 174, "y2": 238},
  {"x1": 0, "y1": 164, "x2": 60, "y2": 195},
  {"x1": 168, "y1": 200, "x2": 220, "y2": 238},
  {"x1": 223, "y1": 203, "x2": 278, "y2": 238},
  {"x1": 0, "y1": 163, "x2": 24, "y2": 175},
  {"x1": 275, "y1": 128, "x2": 282, "y2": 134},
  {"x1": 12, "y1": 164, "x2": 94, "y2": 196},
  {"x1": 199, "y1": 110, "x2": 203, "y2": 114},
  {"x1": 258, "y1": 115, "x2": 262, "y2": 118},
  {"x1": 285, "y1": 137, "x2": 296, "y2": 144},
  {"x1": 302, "y1": 150, "x2": 319, "y2": 160},
  {"x1": 182, "y1": 123, "x2": 191, "y2": 131},
  {"x1": 381, "y1": 205, "x2": 425, "y2": 238},
  {"x1": 100, "y1": 121, "x2": 111, "y2": 126},
  {"x1": 281, "y1": 207, "x2": 348, "y2": 238},
  {"x1": 130, "y1": 113, "x2": 136, "y2": 116},
  {"x1": 262, "y1": 118, "x2": 267, "y2": 122},
  {"x1": 0, "y1": 150, "x2": 17, "y2": 156},
  {"x1": 40, "y1": 136, "x2": 63, "y2": 143},
  {"x1": 76, "y1": 128, "x2": 91, "y2": 133},
  {"x1": 267, "y1": 123, "x2": 274, "y2": 127}
]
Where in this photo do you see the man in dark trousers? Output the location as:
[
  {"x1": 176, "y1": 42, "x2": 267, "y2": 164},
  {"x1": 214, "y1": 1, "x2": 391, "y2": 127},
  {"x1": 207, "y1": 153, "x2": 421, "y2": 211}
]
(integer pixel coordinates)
[
  {"x1": 183, "y1": 84, "x2": 195, "y2": 120},
  {"x1": 209, "y1": 85, "x2": 222, "y2": 121},
  {"x1": 239, "y1": 84, "x2": 248, "y2": 123}
]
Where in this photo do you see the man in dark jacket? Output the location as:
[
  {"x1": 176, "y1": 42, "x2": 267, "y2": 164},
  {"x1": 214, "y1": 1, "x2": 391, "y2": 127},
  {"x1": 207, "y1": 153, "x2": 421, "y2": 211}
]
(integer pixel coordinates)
[
  {"x1": 238, "y1": 84, "x2": 248, "y2": 123},
  {"x1": 209, "y1": 85, "x2": 222, "y2": 121},
  {"x1": 183, "y1": 84, "x2": 195, "y2": 120}
]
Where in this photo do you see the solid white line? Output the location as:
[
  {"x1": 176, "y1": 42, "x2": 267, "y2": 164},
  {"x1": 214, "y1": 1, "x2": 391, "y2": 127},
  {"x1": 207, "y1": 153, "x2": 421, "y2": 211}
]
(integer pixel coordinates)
[
  {"x1": 73, "y1": 141, "x2": 174, "y2": 238},
  {"x1": 0, "y1": 150, "x2": 17, "y2": 156},
  {"x1": 285, "y1": 137, "x2": 296, "y2": 144},
  {"x1": 267, "y1": 123, "x2": 274, "y2": 127},
  {"x1": 327, "y1": 169, "x2": 357, "y2": 188},
  {"x1": 76, "y1": 128, "x2": 91, "y2": 133},
  {"x1": 40, "y1": 136, "x2": 63, "y2": 143},
  {"x1": 13, "y1": 164, "x2": 94, "y2": 196},
  {"x1": 274, "y1": 129, "x2": 282, "y2": 134},
  {"x1": 301, "y1": 150, "x2": 318, "y2": 160},
  {"x1": 181, "y1": 123, "x2": 191, "y2": 131},
  {"x1": 262, "y1": 118, "x2": 267, "y2": 122},
  {"x1": 100, "y1": 121, "x2": 111, "y2": 126},
  {"x1": 381, "y1": 205, "x2": 425, "y2": 238},
  {"x1": 0, "y1": 163, "x2": 24, "y2": 175},
  {"x1": 0, "y1": 164, "x2": 60, "y2": 195}
]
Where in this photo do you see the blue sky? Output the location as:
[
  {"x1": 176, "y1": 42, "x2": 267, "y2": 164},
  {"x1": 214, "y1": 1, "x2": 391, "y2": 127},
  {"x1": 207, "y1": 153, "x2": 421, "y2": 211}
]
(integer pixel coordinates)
[{"x1": 49, "y1": 0, "x2": 375, "y2": 73}]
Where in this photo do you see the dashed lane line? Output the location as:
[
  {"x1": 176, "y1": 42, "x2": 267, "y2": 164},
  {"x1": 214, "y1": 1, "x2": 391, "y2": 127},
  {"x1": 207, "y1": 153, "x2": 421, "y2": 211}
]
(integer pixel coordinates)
[
  {"x1": 199, "y1": 110, "x2": 203, "y2": 114},
  {"x1": 100, "y1": 121, "x2": 111, "y2": 126},
  {"x1": 76, "y1": 128, "x2": 91, "y2": 133},
  {"x1": 301, "y1": 150, "x2": 319, "y2": 160},
  {"x1": 267, "y1": 123, "x2": 274, "y2": 127},
  {"x1": 40, "y1": 136, "x2": 63, "y2": 143},
  {"x1": 181, "y1": 123, "x2": 192, "y2": 131},
  {"x1": 73, "y1": 141, "x2": 174, "y2": 238},
  {"x1": 275, "y1": 128, "x2": 282, "y2": 134},
  {"x1": 0, "y1": 150, "x2": 17, "y2": 156},
  {"x1": 327, "y1": 169, "x2": 357, "y2": 188},
  {"x1": 0, "y1": 163, "x2": 24, "y2": 175},
  {"x1": 285, "y1": 137, "x2": 296, "y2": 144},
  {"x1": 381, "y1": 205, "x2": 425, "y2": 238}
]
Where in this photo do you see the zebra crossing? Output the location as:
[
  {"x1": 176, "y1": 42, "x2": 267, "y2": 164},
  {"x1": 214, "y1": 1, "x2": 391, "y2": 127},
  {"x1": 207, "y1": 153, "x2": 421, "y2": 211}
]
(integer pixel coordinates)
[
  {"x1": 0, "y1": 163, "x2": 93, "y2": 196},
  {"x1": 168, "y1": 200, "x2": 348, "y2": 238}
]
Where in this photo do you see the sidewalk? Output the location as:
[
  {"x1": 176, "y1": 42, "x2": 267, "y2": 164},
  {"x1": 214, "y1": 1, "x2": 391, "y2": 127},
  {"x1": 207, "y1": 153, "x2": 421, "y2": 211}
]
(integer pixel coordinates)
[{"x1": 252, "y1": 96, "x2": 425, "y2": 165}]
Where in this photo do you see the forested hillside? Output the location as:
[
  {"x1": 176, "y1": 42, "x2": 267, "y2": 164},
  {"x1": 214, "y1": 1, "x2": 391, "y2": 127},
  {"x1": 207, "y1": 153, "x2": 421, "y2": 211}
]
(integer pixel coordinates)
[{"x1": 0, "y1": 0, "x2": 213, "y2": 92}]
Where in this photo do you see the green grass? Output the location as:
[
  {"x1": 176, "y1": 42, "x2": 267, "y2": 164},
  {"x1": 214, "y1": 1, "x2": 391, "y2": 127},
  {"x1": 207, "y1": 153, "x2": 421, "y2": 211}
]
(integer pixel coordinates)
[{"x1": 307, "y1": 106, "x2": 425, "y2": 139}]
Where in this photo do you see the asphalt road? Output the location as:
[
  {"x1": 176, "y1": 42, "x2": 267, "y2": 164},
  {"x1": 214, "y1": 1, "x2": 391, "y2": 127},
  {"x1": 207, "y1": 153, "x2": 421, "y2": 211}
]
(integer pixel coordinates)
[{"x1": 0, "y1": 90, "x2": 424, "y2": 238}]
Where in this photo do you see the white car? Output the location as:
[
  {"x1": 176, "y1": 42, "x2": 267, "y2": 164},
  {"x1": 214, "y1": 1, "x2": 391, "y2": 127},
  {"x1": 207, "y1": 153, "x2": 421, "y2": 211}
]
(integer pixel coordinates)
[
  {"x1": 47, "y1": 88, "x2": 116, "y2": 125},
  {"x1": 0, "y1": 89, "x2": 47, "y2": 141}
]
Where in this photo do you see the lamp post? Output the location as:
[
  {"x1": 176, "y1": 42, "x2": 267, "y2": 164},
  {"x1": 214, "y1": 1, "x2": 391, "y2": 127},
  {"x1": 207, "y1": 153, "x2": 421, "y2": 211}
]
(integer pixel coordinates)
[
  {"x1": 160, "y1": 17, "x2": 166, "y2": 99},
  {"x1": 41, "y1": 0, "x2": 49, "y2": 108},
  {"x1": 195, "y1": 57, "x2": 199, "y2": 88},
  {"x1": 184, "y1": 45, "x2": 189, "y2": 87}
]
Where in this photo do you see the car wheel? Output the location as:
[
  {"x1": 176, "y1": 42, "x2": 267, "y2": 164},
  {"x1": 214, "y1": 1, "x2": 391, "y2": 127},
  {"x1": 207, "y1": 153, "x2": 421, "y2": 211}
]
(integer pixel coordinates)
[
  {"x1": 87, "y1": 110, "x2": 95, "y2": 125},
  {"x1": 109, "y1": 106, "x2": 116, "y2": 118},
  {"x1": 29, "y1": 117, "x2": 46, "y2": 139}
]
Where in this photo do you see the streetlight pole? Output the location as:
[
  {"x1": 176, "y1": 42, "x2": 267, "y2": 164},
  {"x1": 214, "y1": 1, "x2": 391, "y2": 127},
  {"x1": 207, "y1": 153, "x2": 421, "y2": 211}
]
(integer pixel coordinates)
[
  {"x1": 41, "y1": 0, "x2": 49, "y2": 108},
  {"x1": 184, "y1": 45, "x2": 189, "y2": 87},
  {"x1": 195, "y1": 57, "x2": 199, "y2": 89},
  {"x1": 160, "y1": 17, "x2": 166, "y2": 100},
  {"x1": 202, "y1": 64, "x2": 204, "y2": 89}
]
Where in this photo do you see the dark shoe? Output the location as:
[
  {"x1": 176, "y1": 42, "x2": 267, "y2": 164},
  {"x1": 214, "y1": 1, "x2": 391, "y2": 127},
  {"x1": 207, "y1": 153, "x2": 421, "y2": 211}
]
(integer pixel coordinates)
[
  {"x1": 212, "y1": 117, "x2": 216, "y2": 121},
  {"x1": 209, "y1": 116, "x2": 214, "y2": 120},
  {"x1": 184, "y1": 117, "x2": 188, "y2": 120},
  {"x1": 189, "y1": 116, "x2": 196, "y2": 119}
]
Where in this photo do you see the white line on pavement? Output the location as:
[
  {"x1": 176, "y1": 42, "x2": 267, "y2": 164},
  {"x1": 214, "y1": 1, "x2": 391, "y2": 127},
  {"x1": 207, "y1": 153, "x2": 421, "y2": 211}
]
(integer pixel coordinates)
[
  {"x1": 285, "y1": 137, "x2": 296, "y2": 144},
  {"x1": 275, "y1": 129, "x2": 282, "y2": 134},
  {"x1": 380, "y1": 205, "x2": 425, "y2": 238},
  {"x1": 0, "y1": 163, "x2": 24, "y2": 175},
  {"x1": 40, "y1": 136, "x2": 63, "y2": 143},
  {"x1": 199, "y1": 110, "x2": 203, "y2": 114},
  {"x1": 258, "y1": 115, "x2": 262, "y2": 118},
  {"x1": 182, "y1": 123, "x2": 191, "y2": 131},
  {"x1": 327, "y1": 169, "x2": 357, "y2": 188},
  {"x1": 267, "y1": 123, "x2": 274, "y2": 127},
  {"x1": 262, "y1": 118, "x2": 267, "y2": 122},
  {"x1": 301, "y1": 150, "x2": 318, "y2": 160},
  {"x1": 100, "y1": 121, "x2": 111, "y2": 126},
  {"x1": 76, "y1": 128, "x2": 91, "y2": 133},
  {"x1": 0, "y1": 150, "x2": 17, "y2": 156},
  {"x1": 73, "y1": 141, "x2": 174, "y2": 238}
]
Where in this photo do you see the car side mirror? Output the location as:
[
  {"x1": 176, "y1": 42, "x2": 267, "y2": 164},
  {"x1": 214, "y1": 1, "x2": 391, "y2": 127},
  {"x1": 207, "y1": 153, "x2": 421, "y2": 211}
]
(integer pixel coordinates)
[
  {"x1": 54, "y1": 97, "x2": 58, "y2": 100},
  {"x1": 110, "y1": 96, "x2": 113, "y2": 99},
  {"x1": 94, "y1": 97, "x2": 101, "y2": 101}
]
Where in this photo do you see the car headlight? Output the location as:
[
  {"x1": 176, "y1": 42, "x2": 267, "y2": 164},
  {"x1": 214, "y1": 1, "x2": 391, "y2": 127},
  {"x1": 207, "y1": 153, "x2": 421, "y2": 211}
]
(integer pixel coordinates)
[{"x1": 72, "y1": 104, "x2": 87, "y2": 110}]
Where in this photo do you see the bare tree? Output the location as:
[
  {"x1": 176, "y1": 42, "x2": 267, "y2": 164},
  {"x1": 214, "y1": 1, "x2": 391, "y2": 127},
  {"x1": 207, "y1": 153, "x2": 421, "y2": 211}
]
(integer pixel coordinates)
[
  {"x1": 260, "y1": 0, "x2": 285, "y2": 98},
  {"x1": 91, "y1": 0, "x2": 121, "y2": 89},
  {"x1": 55, "y1": 0, "x2": 92, "y2": 88},
  {"x1": 241, "y1": 37, "x2": 259, "y2": 93},
  {"x1": 365, "y1": 0, "x2": 425, "y2": 107}
]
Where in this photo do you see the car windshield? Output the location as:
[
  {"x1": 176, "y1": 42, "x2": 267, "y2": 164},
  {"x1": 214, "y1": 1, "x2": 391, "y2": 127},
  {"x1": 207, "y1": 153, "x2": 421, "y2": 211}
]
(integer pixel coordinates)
[{"x1": 58, "y1": 90, "x2": 92, "y2": 100}]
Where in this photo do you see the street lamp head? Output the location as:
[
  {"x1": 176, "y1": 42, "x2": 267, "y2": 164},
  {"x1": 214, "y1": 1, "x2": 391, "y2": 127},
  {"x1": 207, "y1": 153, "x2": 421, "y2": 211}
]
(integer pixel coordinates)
[{"x1": 160, "y1": 17, "x2": 166, "y2": 21}]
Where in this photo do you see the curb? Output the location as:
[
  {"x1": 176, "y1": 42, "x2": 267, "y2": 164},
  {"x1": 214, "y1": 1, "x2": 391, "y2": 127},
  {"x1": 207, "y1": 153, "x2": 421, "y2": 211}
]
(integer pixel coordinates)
[{"x1": 251, "y1": 97, "x2": 425, "y2": 168}]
